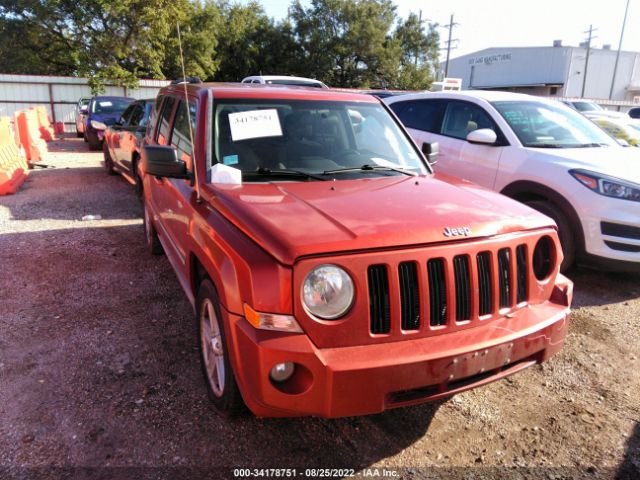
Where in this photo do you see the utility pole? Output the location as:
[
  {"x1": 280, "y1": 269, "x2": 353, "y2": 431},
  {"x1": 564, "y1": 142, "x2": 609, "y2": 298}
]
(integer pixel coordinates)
[
  {"x1": 609, "y1": 0, "x2": 630, "y2": 99},
  {"x1": 443, "y1": 14, "x2": 459, "y2": 78},
  {"x1": 581, "y1": 24, "x2": 597, "y2": 98}
]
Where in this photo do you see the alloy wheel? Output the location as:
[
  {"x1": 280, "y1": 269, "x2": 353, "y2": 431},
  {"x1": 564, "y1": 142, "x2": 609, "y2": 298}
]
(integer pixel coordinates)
[{"x1": 200, "y1": 298, "x2": 225, "y2": 397}]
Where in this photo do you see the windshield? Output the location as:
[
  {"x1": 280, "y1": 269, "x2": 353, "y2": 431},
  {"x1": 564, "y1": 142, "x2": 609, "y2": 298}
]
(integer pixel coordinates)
[
  {"x1": 574, "y1": 102, "x2": 602, "y2": 112},
  {"x1": 492, "y1": 100, "x2": 614, "y2": 148},
  {"x1": 213, "y1": 99, "x2": 428, "y2": 180},
  {"x1": 92, "y1": 98, "x2": 133, "y2": 114}
]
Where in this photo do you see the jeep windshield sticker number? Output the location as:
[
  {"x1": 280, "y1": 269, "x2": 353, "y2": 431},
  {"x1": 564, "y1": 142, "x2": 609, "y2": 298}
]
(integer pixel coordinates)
[{"x1": 229, "y1": 109, "x2": 282, "y2": 141}]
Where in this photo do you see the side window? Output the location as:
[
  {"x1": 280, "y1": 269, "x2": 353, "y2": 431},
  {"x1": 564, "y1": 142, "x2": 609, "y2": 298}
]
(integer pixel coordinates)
[
  {"x1": 441, "y1": 101, "x2": 496, "y2": 140},
  {"x1": 391, "y1": 100, "x2": 443, "y2": 133},
  {"x1": 147, "y1": 96, "x2": 164, "y2": 135},
  {"x1": 127, "y1": 105, "x2": 145, "y2": 127},
  {"x1": 140, "y1": 103, "x2": 153, "y2": 127},
  {"x1": 170, "y1": 100, "x2": 197, "y2": 170},
  {"x1": 157, "y1": 96, "x2": 176, "y2": 145},
  {"x1": 120, "y1": 104, "x2": 136, "y2": 125}
]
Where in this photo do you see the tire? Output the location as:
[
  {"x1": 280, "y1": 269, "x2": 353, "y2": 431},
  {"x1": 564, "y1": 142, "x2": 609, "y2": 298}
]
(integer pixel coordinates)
[
  {"x1": 197, "y1": 279, "x2": 244, "y2": 414},
  {"x1": 83, "y1": 130, "x2": 88, "y2": 143},
  {"x1": 103, "y1": 142, "x2": 116, "y2": 175},
  {"x1": 143, "y1": 201, "x2": 164, "y2": 255},
  {"x1": 88, "y1": 133, "x2": 101, "y2": 151},
  {"x1": 526, "y1": 200, "x2": 575, "y2": 272},
  {"x1": 132, "y1": 156, "x2": 143, "y2": 198},
  {"x1": 76, "y1": 129, "x2": 83, "y2": 138}
]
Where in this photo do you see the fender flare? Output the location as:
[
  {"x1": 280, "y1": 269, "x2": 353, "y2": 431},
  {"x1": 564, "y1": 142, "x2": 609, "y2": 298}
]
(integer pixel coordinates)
[{"x1": 500, "y1": 180, "x2": 585, "y2": 254}]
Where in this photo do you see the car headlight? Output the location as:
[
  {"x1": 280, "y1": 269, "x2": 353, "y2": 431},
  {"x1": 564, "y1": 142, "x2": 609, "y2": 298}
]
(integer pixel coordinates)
[
  {"x1": 302, "y1": 264, "x2": 354, "y2": 319},
  {"x1": 570, "y1": 169, "x2": 640, "y2": 202},
  {"x1": 90, "y1": 120, "x2": 107, "y2": 130},
  {"x1": 533, "y1": 236, "x2": 556, "y2": 281}
]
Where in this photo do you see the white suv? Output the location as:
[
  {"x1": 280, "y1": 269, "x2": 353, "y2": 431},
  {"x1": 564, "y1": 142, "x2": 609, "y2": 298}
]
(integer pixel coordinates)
[{"x1": 385, "y1": 91, "x2": 640, "y2": 271}]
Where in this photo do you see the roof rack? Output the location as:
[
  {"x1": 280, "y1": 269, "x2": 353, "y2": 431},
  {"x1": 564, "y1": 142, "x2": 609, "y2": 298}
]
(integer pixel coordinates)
[{"x1": 170, "y1": 76, "x2": 202, "y2": 85}]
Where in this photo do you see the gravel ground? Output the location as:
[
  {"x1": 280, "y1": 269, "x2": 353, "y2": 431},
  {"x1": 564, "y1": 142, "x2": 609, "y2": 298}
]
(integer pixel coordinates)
[{"x1": 0, "y1": 135, "x2": 639, "y2": 480}]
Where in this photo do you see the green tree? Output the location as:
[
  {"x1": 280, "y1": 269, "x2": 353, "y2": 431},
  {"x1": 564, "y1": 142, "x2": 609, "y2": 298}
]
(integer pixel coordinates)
[
  {"x1": 391, "y1": 13, "x2": 440, "y2": 89},
  {"x1": 162, "y1": 1, "x2": 223, "y2": 81},
  {"x1": 0, "y1": 0, "x2": 189, "y2": 92},
  {"x1": 212, "y1": 1, "x2": 297, "y2": 81},
  {"x1": 290, "y1": 0, "x2": 398, "y2": 87},
  {"x1": 0, "y1": 0, "x2": 440, "y2": 91}
]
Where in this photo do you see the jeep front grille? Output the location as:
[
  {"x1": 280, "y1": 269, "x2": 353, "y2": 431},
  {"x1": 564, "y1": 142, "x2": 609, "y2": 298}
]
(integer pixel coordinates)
[
  {"x1": 368, "y1": 244, "x2": 531, "y2": 334},
  {"x1": 453, "y1": 255, "x2": 471, "y2": 321},
  {"x1": 516, "y1": 245, "x2": 528, "y2": 304},
  {"x1": 368, "y1": 265, "x2": 390, "y2": 334},
  {"x1": 427, "y1": 258, "x2": 447, "y2": 326},
  {"x1": 476, "y1": 252, "x2": 493, "y2": 316},
  {"x1": 398, "y1": 262, "x2": 420, "y2": 330}
]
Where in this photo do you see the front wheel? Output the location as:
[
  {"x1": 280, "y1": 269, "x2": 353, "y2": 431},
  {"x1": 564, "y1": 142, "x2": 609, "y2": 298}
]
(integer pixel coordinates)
[
  {"x1": 103, "y1": 142, "x2": 115, "y2": 175},
  {"x1": 132, "y1": 156, "x2": 143, "y2": 198},
  {"x1": 143, "y1": 201, "x2": 163, "y2": 255},
  {"x1": 526, "y1": 200, "x2": 575, "y2": 272},
  {"x1": 197, "y1": 279, "x2": 244, "y2": 413},
  {"x1": 88, "y1": 134, "x2": 102, "y2": 151}
]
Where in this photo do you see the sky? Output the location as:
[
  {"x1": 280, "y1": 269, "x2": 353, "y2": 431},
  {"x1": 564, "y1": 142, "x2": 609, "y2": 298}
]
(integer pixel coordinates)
[{"x1": 256, "y1": 0, "x2": 640, "y2": 60}]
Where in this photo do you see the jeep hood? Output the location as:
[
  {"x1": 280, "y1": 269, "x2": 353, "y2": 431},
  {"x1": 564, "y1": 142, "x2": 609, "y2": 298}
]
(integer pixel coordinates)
[
  {"x1": 205, "y1": 174, "x2": 555, "y2": 265},
  {"x1": 527, "y1": 145, "x2": 640, "y2": 184}
]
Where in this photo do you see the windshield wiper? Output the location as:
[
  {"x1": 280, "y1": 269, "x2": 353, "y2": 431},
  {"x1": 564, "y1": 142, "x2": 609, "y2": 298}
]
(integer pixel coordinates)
[
  {"x1": 527, "y1": 143, "x2": 566, "y2": 148},
  {"x1": 248, "y1": 167, "x2": 328, "y2": 181},
  {"x1": 323, "y1": 164, "x2": 416, "y2": 177},
  {"x1": 529, "y1": 142, "x2": 608, "y2": 148},
  {"x1": 574, "y1": 142, "x2": 609, "y2": 148}
]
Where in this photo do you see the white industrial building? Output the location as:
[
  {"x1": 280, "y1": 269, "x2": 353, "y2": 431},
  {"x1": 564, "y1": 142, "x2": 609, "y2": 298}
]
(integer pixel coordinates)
[{"x1": 444, "y1": 42, "x2": 640, "y2": 105}]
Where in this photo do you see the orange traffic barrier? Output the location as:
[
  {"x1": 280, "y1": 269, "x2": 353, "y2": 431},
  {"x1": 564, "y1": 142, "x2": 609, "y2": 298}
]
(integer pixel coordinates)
[
  {"x1": 14, "y1": 109, "x2": 47, "y2": 165},
  {"x1": 0, "y1": 117, "x2": 29, "y2": 195},
  {"x1": 35, "y1": 106, "x2": 55, "y2": 141}
]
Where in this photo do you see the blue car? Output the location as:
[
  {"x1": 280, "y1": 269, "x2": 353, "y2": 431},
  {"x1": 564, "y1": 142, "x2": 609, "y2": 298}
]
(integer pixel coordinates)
[{"x1": 84, "y1": 96, "x2": 134, "y2": 150}]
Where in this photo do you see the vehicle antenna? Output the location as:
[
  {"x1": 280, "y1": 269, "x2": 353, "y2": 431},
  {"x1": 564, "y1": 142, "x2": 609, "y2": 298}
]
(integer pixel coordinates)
[{"x1": 177, "y1": 22, "x2": 201, "y2": 203}]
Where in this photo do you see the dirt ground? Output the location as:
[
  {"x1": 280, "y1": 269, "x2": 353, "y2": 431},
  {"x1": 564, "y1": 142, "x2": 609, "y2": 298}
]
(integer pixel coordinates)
[{"x1": 0, "y1": 135, "x2": 639, "y2": 480}]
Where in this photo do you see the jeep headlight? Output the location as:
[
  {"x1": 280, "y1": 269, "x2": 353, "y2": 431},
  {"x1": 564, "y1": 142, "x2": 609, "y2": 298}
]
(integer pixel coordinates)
[
  {"x1": 570, "y1": 169, "x2": 640, "y2": 202},
  {"x1": 302, "y1": 265, "x2": 354, "y2": 319}
]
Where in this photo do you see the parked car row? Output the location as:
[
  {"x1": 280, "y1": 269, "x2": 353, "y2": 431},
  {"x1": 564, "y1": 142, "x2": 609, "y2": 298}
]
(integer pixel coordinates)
[
  {"x1": 85, "y1": 78, "x2": 636, "y2": 419},
  {"x1": 102, "y1": 98, "x2": 154, "y2": 196}
]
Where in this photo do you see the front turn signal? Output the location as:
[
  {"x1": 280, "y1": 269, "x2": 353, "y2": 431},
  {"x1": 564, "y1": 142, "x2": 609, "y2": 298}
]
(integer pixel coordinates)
[{"x1": 243, "y1": 304, "x2": 303, "y2": 333}]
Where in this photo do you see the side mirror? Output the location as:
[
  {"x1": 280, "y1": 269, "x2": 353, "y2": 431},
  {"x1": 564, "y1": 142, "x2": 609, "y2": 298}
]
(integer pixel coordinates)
[
  {"x1": 421, "y1": 141, "x2": 439, "y2": 165},
  {"x1": 79, "y1": 106, "x2": 88, "y2": 113},
  {"x1": 466, "y1": 128, "x2": 497, "y2": 145},
  {"x1": 142, "y1": 145, "x2": 190, "y2": 179}
]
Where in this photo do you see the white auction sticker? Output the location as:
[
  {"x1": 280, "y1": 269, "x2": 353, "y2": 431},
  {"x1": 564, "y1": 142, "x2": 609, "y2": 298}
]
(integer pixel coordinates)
[{"x1": 228, "y1": 109, "x2": 282, "y2": 141}]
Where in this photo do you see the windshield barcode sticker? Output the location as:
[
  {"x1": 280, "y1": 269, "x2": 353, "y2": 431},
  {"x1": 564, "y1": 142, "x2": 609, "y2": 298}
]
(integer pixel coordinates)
[{"x1": 228, "y1": 109, "x2": 282, "y2": 141}]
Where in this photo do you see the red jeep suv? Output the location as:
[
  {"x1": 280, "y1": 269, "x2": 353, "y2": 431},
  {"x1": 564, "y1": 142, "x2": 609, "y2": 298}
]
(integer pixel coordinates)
[{"x1": 140, "y1": 82, "x2": 572, "y2": 418}]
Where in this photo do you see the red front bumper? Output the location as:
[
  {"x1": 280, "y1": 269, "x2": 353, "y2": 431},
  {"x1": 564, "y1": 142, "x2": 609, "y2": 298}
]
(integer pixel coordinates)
[{"x1": 224, "y1": 280, "x2": 571, "y2": 418}]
